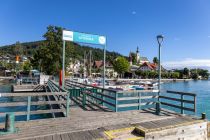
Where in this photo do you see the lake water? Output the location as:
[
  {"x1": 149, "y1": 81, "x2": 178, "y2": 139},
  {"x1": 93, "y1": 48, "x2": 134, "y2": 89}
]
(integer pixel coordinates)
[
  {"x1": 161, "y1": 80, "x2": 210, "y2": 119},
  {"x1": 0, "y1": 80, "x2": 210, "y2": 121}
]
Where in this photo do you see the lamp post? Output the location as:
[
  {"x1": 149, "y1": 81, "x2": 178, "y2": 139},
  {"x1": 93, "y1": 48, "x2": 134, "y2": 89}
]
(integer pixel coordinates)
[{"x1": 156, "y1": 35, "x2": 164, "y2": 115}]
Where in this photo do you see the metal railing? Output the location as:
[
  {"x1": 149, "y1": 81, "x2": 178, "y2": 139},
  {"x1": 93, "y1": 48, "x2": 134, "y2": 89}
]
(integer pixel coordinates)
[
  {"x1": 47, "y1": 80, "x2": 70, "y2": 116},
  {"x1": 0, "y1": 92, "x2": 67, "y2": 121},
  {"x1": 116, "y1": 90, "x2": 159, "y2": 112},
  {"x1": 65, "y1": 80, "x2": 197, "y2": 114},
  {"x1": 66, "y1": 80, "x2": 117, "y2": 111},
  {"x1": 0, "y1": 80, "x2": 69, "y2": 122},
  {"x1": 160, "y1": 90, "x2": 196, "y2": 114},
  {"x1": 65, "y1": 80, "x2": 160, "y2": 112}
]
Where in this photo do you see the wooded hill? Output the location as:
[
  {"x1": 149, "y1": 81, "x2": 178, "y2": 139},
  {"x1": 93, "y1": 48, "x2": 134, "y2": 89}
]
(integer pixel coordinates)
[{"x1": 0, "y1": 40, "x2": 122, "y2": 62}]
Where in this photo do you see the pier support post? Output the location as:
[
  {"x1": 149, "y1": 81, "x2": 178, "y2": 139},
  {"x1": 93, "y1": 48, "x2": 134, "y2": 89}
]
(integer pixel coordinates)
[
  {"x1": 66, "y1": 92, "x2": 70, "y2": 117},
  {"x1": 82, "y1": 92, "x2": 86, "y2": 109},
  {"x1": 138, "y1": 92, "x2": 141, "y2": 110},
  {"x1": 115, "y1": 93, "x2": 118, "y2": 112},
  {"x1": 62, "y1": 40, "x2": 66, "y2": 89},
  {"x1": 0, "y1": 113, "x2": 18, "y2": 135},
  {"x1": 181, "y1": 94, "x2": 184, "y2": 114},
  {"x1": 202, "y1": 113, "x2": 206, "y2": 120},
  {"x1": 156, "y1": 102, "x2": 161, "y2": 115},
  {"x1": 27, "y1": 96, "x2": 31, "y2": 121},
  {"x1": 5, "y1": 113, "x2": 15, "y2": 133}
]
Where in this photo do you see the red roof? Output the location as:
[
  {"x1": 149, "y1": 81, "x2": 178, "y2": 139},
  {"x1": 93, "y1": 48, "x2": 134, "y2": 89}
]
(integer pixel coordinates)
[
  {"x1": 94, "y1": 61, "x2": 103, "y2": 69},
  {"x1": 93, "y1": 61, "x2": 113, "y2": 69},
  {"x1": 140, "y1": 62, "x2": 157, "y2": 70}
]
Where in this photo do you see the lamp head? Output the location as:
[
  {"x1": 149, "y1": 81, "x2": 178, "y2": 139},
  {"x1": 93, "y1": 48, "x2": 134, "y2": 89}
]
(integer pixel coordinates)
[{"x1": 157, "y1": 35, "x2": 164, "y2": 45}]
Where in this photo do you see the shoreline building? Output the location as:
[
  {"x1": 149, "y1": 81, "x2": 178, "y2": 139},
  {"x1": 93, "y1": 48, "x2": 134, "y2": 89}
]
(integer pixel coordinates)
[{"x1": 129, "y1": 46, "x2": 149, "y2": 66}]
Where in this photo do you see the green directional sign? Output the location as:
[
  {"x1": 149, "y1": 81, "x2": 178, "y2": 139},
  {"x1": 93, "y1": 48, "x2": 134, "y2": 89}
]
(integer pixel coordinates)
[{"x1": 63, "y1": 30, "x2": 106, "y2": 45}]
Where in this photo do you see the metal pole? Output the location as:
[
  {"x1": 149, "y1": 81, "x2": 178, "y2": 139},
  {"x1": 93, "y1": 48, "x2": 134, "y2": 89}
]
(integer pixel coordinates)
[
  {"x1": 156, "y1": 43, "x2": 161, "y2": 115},
  {"x1": 103, "y1": 43, "x2": 106, "y2": 88},
  {"x1": 158, "y1": 43, "x2": 161, "y2": 99},
  {"x1": 84, "y1": 51, "x2": 85, "y2": 78},
  {"x1": 90, "y1": 50, "x2": 92, "y2": 78},
  {"x1": 62, "y1": 40, "x2": 66, "y2": 89}
]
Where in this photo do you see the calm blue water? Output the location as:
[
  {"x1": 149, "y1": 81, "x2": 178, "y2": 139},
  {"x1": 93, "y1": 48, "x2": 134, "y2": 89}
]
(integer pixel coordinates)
[{"x1": 161, "y1": 80, "x2": 210, "y2": 119}]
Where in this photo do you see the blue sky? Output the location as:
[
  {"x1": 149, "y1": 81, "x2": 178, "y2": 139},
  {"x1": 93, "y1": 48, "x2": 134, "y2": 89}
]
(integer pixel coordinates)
[{"x1": 1, "y1": 0, "x2": 210, "y2": 68}]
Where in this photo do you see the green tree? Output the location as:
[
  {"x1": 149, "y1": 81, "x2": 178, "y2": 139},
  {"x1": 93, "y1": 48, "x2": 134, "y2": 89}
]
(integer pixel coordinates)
[
  {"x1": 13, "y1": 41, "x2": 23, "y2": 56},
  {"x1": 148, "y1": 71, "x2": 157, "y2": 79},
  {"x1": 197, "y1": 69, "x2": 209, "y2": 79},
  {"x1": 113, "y1": 56, "x2": 130, "y2": 77},
  {"x1": 135, "y1": 70, "x2": 142, "y2": 77},
  {"x1": 78, "y1": 65, "x2": 84, "y2": 75},
  {"x1": 183, "y1": 67, "x2": 190, "y2": 78},
  {"x1": 171, "y1": 72, "x2": 180, "y2": 79},
  {"x1": 153, "y1": 57, "x2": 159, "y2": 64},
  {"x1": 191, "y1": 72, "x2": 199, "y2": 80},
  {"x1": 31, "y1": 26, "x2": 64, "y2": 75},
  {"x1": 22, "y1": 61, "x2": 31, "y2": 72},
  {"x1": 130, "y1": 52, "x2": 137, "y2": 65}
]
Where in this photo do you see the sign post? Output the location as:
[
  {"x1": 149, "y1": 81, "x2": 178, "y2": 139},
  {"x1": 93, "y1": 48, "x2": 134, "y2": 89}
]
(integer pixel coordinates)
[
  {"x1": 62, "y1": 40, "x2": 66, "y2": 89},
  {"x1": 62, "y1": 30, "x2": 106, "y2": 88}
]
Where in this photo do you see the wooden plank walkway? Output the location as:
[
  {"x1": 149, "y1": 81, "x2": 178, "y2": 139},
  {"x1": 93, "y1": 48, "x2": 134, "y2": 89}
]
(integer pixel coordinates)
[{"x1": 0, "y1": 108, "x2": 204, "y2": 140}]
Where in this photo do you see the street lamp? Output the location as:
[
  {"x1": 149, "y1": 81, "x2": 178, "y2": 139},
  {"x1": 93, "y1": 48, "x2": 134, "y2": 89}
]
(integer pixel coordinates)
[{"x1": 156, "y1": 35, "x2": 164, "y2": 115}]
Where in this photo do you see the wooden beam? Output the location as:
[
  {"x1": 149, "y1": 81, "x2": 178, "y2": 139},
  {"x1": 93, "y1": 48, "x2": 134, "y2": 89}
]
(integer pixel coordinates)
[
  {"x1": 84, "y1": 92, "x2": 116, "y2": 107},
  {"x1": 117, "y1": 96, "x2": 158, "y2": 101},
  {"x1": 160, "y1": 102, "x2": 195, "y2": 112},
  {"x1": 159, "y1": 96, "x2": 194, "y2": 104},
  {"x1": 167, "y1": 90, "x2": 196, "y2": 97},
  {"x1": 117, "y1": 102, "x2": 156, "y2": 108},
  {"x1": 0, "y1": 109, "x2": 65, "y2": 117},
  {"x1": 82, "y1": 90, "x2": 116, "y2": 100},
  {"x1": 0, "y1": 92, "x2": 67, "y2": 97}
]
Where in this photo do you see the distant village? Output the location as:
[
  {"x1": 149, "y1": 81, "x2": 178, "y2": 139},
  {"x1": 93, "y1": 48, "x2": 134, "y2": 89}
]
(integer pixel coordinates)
[
  {"x1": 0, "y1": 45, "x2": 159, "y2": 77},
  {"x1": 0, "y1": 43, "x2": 209, "y2": 80},
  {"x1": 67, "y1": 46, "x2": 161, "y2": 78}
]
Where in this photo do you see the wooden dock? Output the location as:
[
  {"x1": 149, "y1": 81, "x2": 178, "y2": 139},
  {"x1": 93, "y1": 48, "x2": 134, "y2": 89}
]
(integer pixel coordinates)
[
  {"x1": 12, "y1": 85, "x2": 45, "y2": 92},
  {"x1": 0, "y1": 108, "x2": 207, "y2": 140},
  {"x1": 0, "y1": 80, "x2": 207, "y2": 139}
]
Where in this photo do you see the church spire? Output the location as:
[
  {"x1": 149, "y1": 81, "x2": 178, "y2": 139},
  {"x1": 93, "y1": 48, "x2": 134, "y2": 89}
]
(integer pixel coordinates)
[
  {"x1": 136, "y1": 46, "x2": 140, "y2": 64},
  {"x1": 136, "y1": 46, "x2": 139, "y2": 53}
]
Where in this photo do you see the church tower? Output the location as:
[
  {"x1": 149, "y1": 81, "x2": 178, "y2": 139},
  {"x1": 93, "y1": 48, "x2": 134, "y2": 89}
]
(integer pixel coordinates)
[
  {"x1": 136, "y1": 46, "x2": 140, "y2": 64},
  {"x1": 129, "y1": 52, "x2": 132, "y2": 66}
]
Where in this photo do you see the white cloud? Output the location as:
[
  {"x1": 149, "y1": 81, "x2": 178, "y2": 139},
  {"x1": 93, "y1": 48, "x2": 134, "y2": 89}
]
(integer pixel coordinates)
[
  {"x1": 132, "y1": 11, "x2": 136, "y2": 15},
  {"x1": 163, "y1": 58, "x2": 210, "y2": 69}
]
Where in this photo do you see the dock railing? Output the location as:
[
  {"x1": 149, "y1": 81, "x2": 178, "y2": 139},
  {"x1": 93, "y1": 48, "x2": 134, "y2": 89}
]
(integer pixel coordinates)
[
  {"x1": 65, "y1": 80, "x2": 117, "y2": 111},
  {"x1": 0, "y1": 80, "x2": 69, "y2": 122},
  {"x1": 66, "y1": 80, "x2": 160, "y2": 112},
  {"x1": 116, "y1": 90, "x2": 159, "y2": 112},
  {"x1": 66, "y1": 80, "x2": 197, "y2": 115},
  {"x1": 0, "y1": 92, "x2": 67, "y2": 121},
  {"x1": 47, "y1": 80, "x2": 70, "y2": 116},
  {"x1": 160, "y1": 90, "x2": 196, "y2": 114}
]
